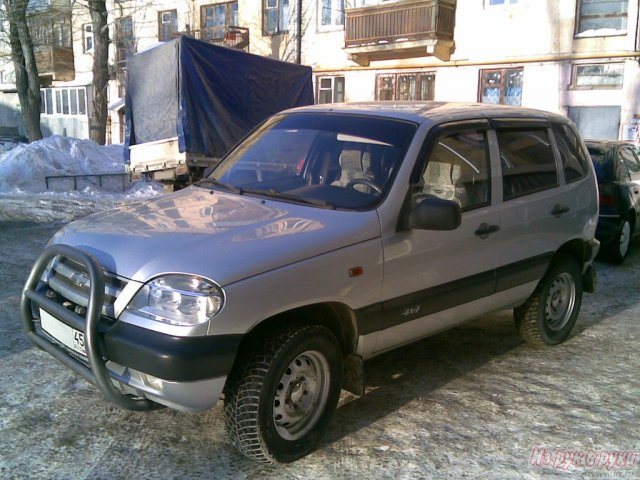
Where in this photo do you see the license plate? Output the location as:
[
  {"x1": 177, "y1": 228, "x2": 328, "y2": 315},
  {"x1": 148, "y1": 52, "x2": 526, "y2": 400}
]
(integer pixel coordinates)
[{"x1": 40, "y1": 309, "x2": 87, "y2": 357}]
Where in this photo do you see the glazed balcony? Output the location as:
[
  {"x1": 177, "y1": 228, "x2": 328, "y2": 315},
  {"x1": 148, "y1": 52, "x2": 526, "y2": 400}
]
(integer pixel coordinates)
[
  {"x1": 27, "y1": 7, "x2": 75, "y2": 83},
  {"x1": 345, "y1": 0, "x2": 456, "y2": 66}
]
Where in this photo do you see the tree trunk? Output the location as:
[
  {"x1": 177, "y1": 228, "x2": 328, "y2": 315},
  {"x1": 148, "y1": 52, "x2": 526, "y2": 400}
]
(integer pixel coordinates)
[
  {"x1": 89, "y1": 0, "x2": 110, "y2": 145},
  {"x1": 7, "y1": 0, "x2": 43, "y2": 142}
]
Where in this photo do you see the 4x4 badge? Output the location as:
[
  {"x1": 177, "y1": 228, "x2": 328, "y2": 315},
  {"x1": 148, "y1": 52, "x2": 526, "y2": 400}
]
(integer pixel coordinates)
[{"x1": 402, "y1": 305, "x2": 421, "y2": 318}]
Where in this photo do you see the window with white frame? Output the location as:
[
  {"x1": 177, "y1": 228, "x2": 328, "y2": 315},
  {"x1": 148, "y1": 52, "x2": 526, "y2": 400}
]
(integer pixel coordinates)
[
  {"x1": 487, "y1": 0, "x2": 517, "y2": 5},
  {"x1": 263, "y1": 0, "x2": 290, "y2": 34},
  {"x1": 40, "y1": 87, "x2": 87, "y2": 116},
  {"x1": 576, "y1": 0, "x2": 628, "y2": 35},
  {"x1": 317, "y1": 76, "x2": 345, "y2": 103},
  {"x1": 376, "y1": 72, "x2": 435, "y2": 101},
  {"x1": 572, "y1": 63, "x2": 623, "y2": 89},
  {"x1": 83, "y1": 23, "x2": 93, "y2": 52},
  {"x1": 319, "y1": 0, "x2": 344, "y2": 29},
  {"x1": 158, "y1": 9, "x2": 178, "y2": 41}
]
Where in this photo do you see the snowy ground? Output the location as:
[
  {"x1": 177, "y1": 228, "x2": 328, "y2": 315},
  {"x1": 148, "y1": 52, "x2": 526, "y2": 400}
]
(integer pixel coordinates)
[
  {"x1": 0, "y1": 137, "x2": 638, "y2": 479},
  {"x1": 0, "y1": 136, "x2": 163, "y2": 222},
  {"x1": 0, "y1": 224, "x2": 638, "y2": 479}
]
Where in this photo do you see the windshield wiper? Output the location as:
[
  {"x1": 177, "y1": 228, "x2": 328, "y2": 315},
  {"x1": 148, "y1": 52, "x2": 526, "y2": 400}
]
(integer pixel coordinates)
[
  {"x1": 195, "y1": 177, "x2": 242, "y2": 194},
  {"x1": 240, "y1": 188, "x2": 335, "y2": 209}
]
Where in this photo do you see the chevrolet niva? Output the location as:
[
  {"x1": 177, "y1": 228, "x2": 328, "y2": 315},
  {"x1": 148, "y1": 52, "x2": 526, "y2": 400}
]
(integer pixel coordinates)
[{"x1": 22, "y1": 102, "x2": 599, "y2": 463}]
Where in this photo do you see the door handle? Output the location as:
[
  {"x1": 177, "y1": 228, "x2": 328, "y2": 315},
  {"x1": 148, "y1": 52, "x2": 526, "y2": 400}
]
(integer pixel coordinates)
[
  {"x1": 551, "y1": 204, "x2": 570, "y2": 217},
  {"x1": 475, "y1": 223, "x2": 500, "y2": 238}
]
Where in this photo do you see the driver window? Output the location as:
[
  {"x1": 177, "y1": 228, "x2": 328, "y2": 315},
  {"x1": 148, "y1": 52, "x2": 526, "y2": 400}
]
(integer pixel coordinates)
[{"x1": 419, "y1": 130, "x2": 491, "y2": 211}]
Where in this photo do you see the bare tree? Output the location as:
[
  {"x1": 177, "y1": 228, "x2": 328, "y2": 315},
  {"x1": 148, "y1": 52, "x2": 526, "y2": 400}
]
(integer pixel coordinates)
[
  {"x1": 4, "y1": 0, "x2": 42, "y2": 142},
  {"x1": 88, "y1": 0, "x2": 109, "y2": 145}
]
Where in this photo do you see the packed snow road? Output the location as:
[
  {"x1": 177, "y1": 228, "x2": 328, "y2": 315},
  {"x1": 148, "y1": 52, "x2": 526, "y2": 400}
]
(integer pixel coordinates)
[{"x1": 0, "y1": 220, "x2": 638, "y2": 480}]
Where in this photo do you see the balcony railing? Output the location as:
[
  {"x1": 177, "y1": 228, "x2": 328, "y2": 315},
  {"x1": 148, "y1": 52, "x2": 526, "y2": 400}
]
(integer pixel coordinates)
[
  {"x1": 345, "y1": 0, "x2": 456, "y2": 64},
  {"x1": 172, "y1": 26, "x2": 250, "y2": 51}
]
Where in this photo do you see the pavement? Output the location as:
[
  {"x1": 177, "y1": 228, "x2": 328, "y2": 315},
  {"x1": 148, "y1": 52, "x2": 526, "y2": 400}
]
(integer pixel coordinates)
[{"x1": 0, "y1": 221, "x2": 638, "y2": 479}]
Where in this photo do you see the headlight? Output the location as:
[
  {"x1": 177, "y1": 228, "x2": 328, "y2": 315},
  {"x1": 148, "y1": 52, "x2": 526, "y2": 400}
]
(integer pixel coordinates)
[{"x1": 127, "y1": 275, "x2": 224, "y2": 326}]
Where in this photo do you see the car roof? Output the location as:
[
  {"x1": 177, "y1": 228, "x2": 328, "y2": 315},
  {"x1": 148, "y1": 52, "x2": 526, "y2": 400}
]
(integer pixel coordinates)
[{"x1": 282, "y1": 101, "x2": 570, "y2": 126}]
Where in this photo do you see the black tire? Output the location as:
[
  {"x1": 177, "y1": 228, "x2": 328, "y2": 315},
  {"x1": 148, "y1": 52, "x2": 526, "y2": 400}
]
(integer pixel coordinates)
[
  {"x1": 514, "y1": 254, "x2": 583, "y2": 347},
  {"x1": 224, "y1": 325, "x2": 343, "y2": 463},
  {"x1": 606, "y1": 217, "x2": 633, "y2": 264}
]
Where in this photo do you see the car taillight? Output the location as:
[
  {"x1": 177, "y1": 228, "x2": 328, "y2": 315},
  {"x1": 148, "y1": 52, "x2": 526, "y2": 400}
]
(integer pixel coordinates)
[{"x1": 599, "y1": 192, "x2": 617, "y2": 208}]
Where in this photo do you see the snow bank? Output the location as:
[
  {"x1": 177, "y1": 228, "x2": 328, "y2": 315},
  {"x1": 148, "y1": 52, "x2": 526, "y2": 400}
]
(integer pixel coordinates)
[
  {"x1": 0, "y1": 136, "x2": 165, "y2": 222},
  {"x1": 0, "y1": 136, "x2": 126, "y2": 193}
]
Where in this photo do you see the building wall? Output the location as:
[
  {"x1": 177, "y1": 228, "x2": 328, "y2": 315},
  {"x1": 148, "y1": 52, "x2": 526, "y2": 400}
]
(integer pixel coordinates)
[
  {"x1": 307, "y1": 0, "x2": 640, "y2": 141},
  {"x1": 1, "y1": 0, "x2": 638, "y2": 143}
]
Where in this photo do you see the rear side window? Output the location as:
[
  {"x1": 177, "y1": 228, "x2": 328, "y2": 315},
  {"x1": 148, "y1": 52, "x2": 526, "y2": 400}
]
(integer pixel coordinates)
[
  {"x1": 497, "y1": 129, "x2": 558, "y2": 200},
  {"x1": 553, "y1": 124, "x2": 589, "y2": 183}
]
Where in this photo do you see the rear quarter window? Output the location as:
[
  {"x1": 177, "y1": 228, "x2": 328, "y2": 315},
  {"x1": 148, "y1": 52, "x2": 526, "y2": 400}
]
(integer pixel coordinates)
[{"x1": 497, "y1": 128, "x2": 558, "y2": 200}]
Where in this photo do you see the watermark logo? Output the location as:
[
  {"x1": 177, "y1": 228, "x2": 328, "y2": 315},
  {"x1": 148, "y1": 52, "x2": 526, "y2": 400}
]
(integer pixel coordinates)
[{"x1": 530, "y1": 446, "x2": 639, "y2": 472}]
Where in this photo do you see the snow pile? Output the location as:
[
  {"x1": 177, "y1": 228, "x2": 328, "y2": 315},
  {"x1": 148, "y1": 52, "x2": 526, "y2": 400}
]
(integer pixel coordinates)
[
  {"x1": 0, "y1": 136, "x2": 126, "y2": 193},
  {"x1": 0, "y1": 136, "x2": 165, "y2": 222}
]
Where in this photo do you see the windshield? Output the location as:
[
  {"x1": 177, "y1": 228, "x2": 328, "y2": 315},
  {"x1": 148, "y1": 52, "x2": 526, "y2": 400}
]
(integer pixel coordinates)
[{"x1": 204, "y1": 113, "x2": 417, "y2": 210}]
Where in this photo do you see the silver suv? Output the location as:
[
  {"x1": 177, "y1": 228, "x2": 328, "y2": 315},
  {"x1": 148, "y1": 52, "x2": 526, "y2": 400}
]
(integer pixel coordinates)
[{"x1": 22, "y1": 102, "x2": 599, "y2": 463}]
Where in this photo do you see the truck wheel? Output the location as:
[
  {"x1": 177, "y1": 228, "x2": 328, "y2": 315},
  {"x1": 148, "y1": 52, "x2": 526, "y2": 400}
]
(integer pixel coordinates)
[
  {"x1": 514, "y1": 255, "x2": 582, "y2": 347},
  {"x1": 607, "y1": 217, "x2": 632, "y2": 264},
  {"x1": 224, "y1": 325, "x2": 343, "y2": 463}
]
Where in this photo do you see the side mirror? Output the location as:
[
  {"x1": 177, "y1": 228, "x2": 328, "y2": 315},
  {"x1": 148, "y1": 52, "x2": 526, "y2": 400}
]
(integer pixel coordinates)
[{"x1": 409, "y1": 195, "x2": 461, "y2": 231}]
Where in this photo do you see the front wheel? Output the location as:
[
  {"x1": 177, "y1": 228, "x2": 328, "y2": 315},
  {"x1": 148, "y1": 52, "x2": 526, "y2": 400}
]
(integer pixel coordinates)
[
  {"x1": 224, "y1": 325, "x2": 343, "y2": 463},
  {"x1": 514, "y1": 254, "x2": 583, "y2": 347}
]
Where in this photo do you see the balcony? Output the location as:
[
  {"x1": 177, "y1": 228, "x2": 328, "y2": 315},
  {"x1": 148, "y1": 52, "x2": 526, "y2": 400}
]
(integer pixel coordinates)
[
  {"x1": 345, "y1": 0, "x2": 456, "y2": 66},
  {"x1": 172, "y1": 26, "x2": 250, "y2": 51},
  {"x1": 27, "y1": 7, "x2": 75, "y2": 83}
]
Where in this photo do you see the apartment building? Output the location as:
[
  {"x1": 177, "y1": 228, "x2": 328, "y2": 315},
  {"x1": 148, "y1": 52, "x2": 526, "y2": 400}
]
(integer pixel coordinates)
[{"x1": 0, "y1": 0, "x2": 637, "y2": 143}]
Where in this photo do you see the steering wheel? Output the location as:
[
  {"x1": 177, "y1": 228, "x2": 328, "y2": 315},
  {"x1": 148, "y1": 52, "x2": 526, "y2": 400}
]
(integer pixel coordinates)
[{"x1": 346, "y1": 178, "x2": 383, "y2": 195}]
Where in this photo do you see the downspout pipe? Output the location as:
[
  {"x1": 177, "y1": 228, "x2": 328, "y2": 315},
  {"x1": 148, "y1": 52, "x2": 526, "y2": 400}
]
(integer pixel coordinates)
[{"x1": 297, "y1": 0, "x2": 302, "y2": 64}]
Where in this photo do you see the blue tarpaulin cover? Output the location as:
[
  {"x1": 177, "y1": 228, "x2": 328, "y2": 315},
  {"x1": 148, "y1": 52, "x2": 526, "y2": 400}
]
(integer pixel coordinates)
[{"x1": 124, "y1": 36, "x2": 313, "y2": 161}]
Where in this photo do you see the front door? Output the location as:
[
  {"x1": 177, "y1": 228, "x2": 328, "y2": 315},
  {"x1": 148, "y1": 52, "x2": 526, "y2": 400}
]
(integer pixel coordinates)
[{"x1": 376, "y1": 123, "x2": 501, "y2": 354}]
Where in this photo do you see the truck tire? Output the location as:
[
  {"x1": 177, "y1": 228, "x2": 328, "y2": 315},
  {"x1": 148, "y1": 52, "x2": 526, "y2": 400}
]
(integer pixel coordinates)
[
  {"x1": 514, "y1": 254, "x2": 582, "y2": 347},
  {"x1": 224, "y1": 325, "x2": 343, "y2": 463}
]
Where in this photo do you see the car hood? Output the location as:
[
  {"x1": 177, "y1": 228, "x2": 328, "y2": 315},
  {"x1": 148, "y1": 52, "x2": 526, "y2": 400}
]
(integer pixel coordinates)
[{"x1": 50, "y1": 187, "x2": 381, "y2": 286}]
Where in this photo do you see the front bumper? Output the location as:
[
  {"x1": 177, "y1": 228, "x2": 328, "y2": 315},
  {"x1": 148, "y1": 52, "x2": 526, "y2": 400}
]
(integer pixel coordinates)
[{"x1": 21, "y1": 244, "x2": 239, "y2": 411}]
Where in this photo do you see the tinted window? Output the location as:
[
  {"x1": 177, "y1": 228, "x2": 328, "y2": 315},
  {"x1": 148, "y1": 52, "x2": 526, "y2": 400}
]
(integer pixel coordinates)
[
  {"x1": 419, "y1": 130, "x2": 490, "y2": 211},
  {"x1": 498, "y1": 129, "x2": 558, "y2": 200},
  {"x1": 553, "y1": 124, "x2": 589, "y2": 183}
]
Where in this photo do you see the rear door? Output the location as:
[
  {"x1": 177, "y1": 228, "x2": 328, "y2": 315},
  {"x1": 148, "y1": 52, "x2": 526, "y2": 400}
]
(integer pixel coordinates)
[{"x1": 493, "y1": 120, "x2": 589, "y2": 290}]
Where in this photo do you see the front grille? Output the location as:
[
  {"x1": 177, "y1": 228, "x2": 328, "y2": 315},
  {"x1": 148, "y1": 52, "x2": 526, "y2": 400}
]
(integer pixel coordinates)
[{"x1": 42, "y1": 256, "x2": 127, "y2": 319}]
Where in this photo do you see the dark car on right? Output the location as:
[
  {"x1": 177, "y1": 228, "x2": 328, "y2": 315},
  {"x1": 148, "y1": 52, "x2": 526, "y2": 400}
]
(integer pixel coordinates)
[{"x1": 586, "y1": 140, "x2": 640, "y2": 263}]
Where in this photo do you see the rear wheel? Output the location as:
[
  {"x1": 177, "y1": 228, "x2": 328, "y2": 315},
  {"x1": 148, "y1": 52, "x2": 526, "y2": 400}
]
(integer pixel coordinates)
[
  {"x1": 514, "y1": 255, "x2": 582, "y2": 347},
  {"x1": 224, "y1": 325, "x2": 342, "y2": 463},
  {"x1": 607, "y1": 217, "x2": 632, "y2": 264}
]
